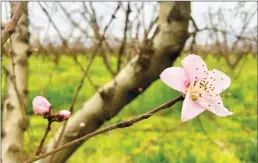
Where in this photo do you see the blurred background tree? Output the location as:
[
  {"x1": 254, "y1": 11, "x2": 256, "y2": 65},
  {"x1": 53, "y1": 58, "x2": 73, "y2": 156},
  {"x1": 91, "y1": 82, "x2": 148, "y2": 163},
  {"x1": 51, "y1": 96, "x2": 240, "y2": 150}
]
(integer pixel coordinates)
[{"x1": 1, "y1": 2, "x2": 257, "y2": 163}]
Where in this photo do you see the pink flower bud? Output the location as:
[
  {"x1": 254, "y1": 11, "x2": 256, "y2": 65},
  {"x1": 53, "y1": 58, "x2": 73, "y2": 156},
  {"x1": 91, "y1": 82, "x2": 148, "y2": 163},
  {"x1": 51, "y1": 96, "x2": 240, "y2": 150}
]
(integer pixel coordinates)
[
  {"x1": 138, "y1": 87, "x2": 143, "y2": 92},
  {"x1": 56, "y1": 110, "x2": 71, "y2": 121},
  {"x1": 32, "y1": 96, "x2": 51, "y2": 115}
]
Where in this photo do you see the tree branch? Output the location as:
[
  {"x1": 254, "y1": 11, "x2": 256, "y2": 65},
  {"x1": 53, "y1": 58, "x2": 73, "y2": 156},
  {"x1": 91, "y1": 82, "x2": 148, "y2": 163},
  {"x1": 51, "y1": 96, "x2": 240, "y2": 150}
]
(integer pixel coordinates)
[
  {"x1": 24, "y1": 95, "x2": 184, "y2": 163},
  {"x1": 39, "y1": 2, "x2": 190, "y2": 162},
  {"x1": 57, "y1": 2, "x2": 91, "y2": 39},
  {"x1": 73, "y1": 56, "x2": 99, "y2": 91},
  {"x1": 35, "y1": 120, "x2": 52, "y2": 156},
  {"x1": 38, "y1": 2, "x2": 66, "y2": 43},
  {"x1": 189, "y1": 27, "x2": 257, "y2": 42},
  {"x1": 189, "y1": 16, "x2": 199, "y2": 52},
  {"x1": 1, "y1": 2, "x2": 28, "y2": 47},
  {"x1": 117, "y1": 2, "x2": 131, "y2": 73}
]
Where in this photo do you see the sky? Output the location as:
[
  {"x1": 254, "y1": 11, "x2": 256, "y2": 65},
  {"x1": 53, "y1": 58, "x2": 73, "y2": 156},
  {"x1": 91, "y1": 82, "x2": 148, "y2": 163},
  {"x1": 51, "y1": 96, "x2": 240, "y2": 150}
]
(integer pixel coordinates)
[{"x1": 1, "y1": 2, "x2": 257, "y2": 46}]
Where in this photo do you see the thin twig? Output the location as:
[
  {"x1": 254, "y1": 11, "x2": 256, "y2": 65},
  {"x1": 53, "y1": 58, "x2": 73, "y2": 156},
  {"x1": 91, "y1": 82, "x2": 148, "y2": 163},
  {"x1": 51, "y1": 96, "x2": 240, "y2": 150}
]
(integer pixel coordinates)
[
  {"x1": 73, "y1": 56, "x2": 99, "y2": 91},
  {"x1": 49, "y1": 3, "x2": 122, "y2": 159},
  {"x1": 233, "y1": 54, "x2": 248, "y2": 79},
  {"x1": 57, "y1": 2, "x2": 91, "y2": 39},
  {"x1": 1, "y1": 2, "x2": 28, "y2": 47},
  {"x1": 117, "y1": 2, "x2": 131, "y2": 73},
  {"x1": 23, "y1": 95, "x2": 184, "y2": 163},
  {"x1": 190, "y1": 27, "x2": 257, "y2": 42},
  {"x1": 35, "y1": 120, "x2": 52, "y2": 156},
  {"x1": 189, "y1": 16, "x2": 199, "y2": 52},
  {"x1": 86, "y1": 2, "x2": 116, "y2": 76},
  {"x1": 43, "y1": 55, "x2": 60, "y2": 95},
  {"x1": 141, "y1": 3, "x2": 146, "y2": 35},
  {"x1": 38, "y1": 2, "x2": 66, "y2": 43},
  {"x1": 231, "y1": 8, "x2": 257, "y2": 52},
  {"x1": 144, "y1": 3, "x2": 158, "y2": 42},
  {"x1": 144, "y1": 16, "x2": 158, "y2": 42},
  {"x1": 99, "y1": 46, "x2": 116, "y2": 76}
]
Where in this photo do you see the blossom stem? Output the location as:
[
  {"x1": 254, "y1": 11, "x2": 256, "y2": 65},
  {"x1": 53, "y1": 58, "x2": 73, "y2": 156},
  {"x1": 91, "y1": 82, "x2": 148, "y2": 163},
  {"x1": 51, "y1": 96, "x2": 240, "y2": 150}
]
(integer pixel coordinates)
[
  {"x1": 35, "y1": 119, "x2": 52, "y2": 156},
  {"x1": 24, "y1": 95, "x2": 184, "y2": 163}
]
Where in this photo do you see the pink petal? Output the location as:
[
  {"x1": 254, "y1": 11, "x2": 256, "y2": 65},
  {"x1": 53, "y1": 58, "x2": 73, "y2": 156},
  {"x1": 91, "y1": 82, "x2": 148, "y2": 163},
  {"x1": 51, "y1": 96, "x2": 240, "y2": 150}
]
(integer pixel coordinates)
[
  {"x1": 160, "y1": 67, "x2": 189, "y2": 93},
  {"x1": 181, "y1": 54, "x2": 208, "y2": 82},
  {"x1": 32, "y1": 96, "x2": 51, "y2": 115},
  {"x1": 207, "y1": 69, "x2": 231, "y2": 93},
  {"x1": 181, "y1": 91, "x2": 206, "y2": 122},
  {"x1": 197, "y1": 95, "x2": 234, "y2": 117}
]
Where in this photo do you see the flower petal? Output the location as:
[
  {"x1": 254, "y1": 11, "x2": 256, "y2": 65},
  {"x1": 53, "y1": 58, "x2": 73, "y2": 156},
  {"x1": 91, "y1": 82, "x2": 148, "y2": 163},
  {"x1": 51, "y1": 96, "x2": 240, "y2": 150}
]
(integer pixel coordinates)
[
  {"x1": 197, "y1": 95, "x2": 233, "y2": 117},
  {"x1": 160, "y1": 67, "x2": 189, "y2": 93},
  {"x1": 181, "y1": 54, "x2": 208, "y2": 82},
  {"x1": 207, "y1": 69, "x2": 231, "y2": 93},
  {"x1": 181, "y1": 91, "x2": 206, "y2": 122}
]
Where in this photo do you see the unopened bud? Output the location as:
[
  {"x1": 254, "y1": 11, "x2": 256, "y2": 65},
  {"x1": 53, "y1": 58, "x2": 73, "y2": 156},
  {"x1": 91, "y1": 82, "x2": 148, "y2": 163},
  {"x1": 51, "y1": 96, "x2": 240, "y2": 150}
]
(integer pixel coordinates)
[
  {"x1": 56, "y1": 110, "x2": 71, "y2": 121},
  {"x1": 32, "y1": 96, "x2": 51, "y2": 115}
]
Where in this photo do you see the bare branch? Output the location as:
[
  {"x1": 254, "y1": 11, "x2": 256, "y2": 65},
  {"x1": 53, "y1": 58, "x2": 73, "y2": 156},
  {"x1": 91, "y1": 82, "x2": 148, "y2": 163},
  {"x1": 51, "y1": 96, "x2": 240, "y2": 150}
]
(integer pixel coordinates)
[
  {"x1": 73, "y1": 56, "x2": 99, "y2": 91},
  {"x1": 1, "y1": 2, "x2": 28, "y2": 47},
  {"x1": 189, "y1": 16, "x2": 199, "y2": 52},
  {"x1": 144, "y1": 16, "x2": 158, "y2": 41},
  {"x1": 83, "y1": 2, "x2": 117, "y2": 76},
  {"x1": 57, "y1": 2, "x2": 91, "y2": 38},
  {"x1": 190, "y1": 27, "x2": 257, "y2": 42},
  {"x1": 34, "y1": 120, "x2": 52, "y2": 156},
  {"x1": 117, "y1": 2, "x2": 131, "y2": 73},
  {"x1": 38, "y1": 2, "x2": 66, "y2": 44},
  {"x1": 23, "y1": 95, "x2": 184, "y2": 163},
  {"x1": 231, "y1": 9, "x2": 257, "y2": 52},
  {"x1": 99, "y1": 47, "x2": 116, "y2": 76}
]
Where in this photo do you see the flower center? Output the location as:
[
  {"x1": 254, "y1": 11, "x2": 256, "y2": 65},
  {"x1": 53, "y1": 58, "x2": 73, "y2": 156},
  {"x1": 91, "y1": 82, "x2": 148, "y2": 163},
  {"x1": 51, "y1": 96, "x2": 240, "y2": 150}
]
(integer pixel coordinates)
[{"x1": 187, "y1": 77, "x2": 216, "y2": 101}]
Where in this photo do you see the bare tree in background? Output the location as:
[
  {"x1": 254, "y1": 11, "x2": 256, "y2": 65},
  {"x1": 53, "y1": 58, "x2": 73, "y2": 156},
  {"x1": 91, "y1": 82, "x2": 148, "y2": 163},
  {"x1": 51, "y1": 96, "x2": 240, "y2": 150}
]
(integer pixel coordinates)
[
  {"x1": 2, "y1": 2, "x2": 30, "y2": 163},
  {"x1": 187, "y1": 2, "x2": 257, "y2": 75}
]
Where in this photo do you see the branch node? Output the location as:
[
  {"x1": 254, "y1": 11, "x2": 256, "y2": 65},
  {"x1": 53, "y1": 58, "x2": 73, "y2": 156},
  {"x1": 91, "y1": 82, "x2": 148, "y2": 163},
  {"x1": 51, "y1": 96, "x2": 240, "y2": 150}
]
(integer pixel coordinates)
[{"x1": 118, "y1": 121, "x2": 132, "y2": 128}]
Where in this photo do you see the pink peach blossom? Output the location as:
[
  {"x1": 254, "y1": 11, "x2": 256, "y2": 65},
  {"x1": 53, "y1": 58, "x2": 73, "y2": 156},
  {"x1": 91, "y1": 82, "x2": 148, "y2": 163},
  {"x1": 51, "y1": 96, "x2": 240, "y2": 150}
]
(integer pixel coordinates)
[
  {"x1": 57, "y1": 110, "x2": 71, "y2": 121},
  {"x1": 32, "y1": 96, "x2": 51, "y2": 115},
  {"x1": 160, "y1": 54, "x2": 233, "y2": 122}
]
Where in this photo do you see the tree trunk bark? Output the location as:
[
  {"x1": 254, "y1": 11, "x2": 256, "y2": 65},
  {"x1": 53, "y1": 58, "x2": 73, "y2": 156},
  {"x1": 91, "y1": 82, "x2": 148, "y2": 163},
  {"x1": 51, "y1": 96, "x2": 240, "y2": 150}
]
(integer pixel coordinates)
[
  {"x1": 40, "y1": 2, "x2": 190, "y2": 162},
  {"x1": 2, "y1": 2, "x2": 30, "y2": 163}
]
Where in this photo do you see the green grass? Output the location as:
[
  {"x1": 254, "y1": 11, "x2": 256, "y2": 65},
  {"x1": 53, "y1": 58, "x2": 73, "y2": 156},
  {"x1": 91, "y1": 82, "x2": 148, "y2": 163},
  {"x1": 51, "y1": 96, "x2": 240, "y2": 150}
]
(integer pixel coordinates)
[{"x1": 2, "y1": 54, "x2": 257, "y2": 163}]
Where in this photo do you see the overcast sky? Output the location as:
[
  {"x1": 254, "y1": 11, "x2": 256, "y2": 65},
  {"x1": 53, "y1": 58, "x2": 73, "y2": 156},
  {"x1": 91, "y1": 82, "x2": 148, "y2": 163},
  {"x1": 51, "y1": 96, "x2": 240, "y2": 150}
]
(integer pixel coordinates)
[{"x1": 1, "y1": 2, "x2": 257, "y2": 46}]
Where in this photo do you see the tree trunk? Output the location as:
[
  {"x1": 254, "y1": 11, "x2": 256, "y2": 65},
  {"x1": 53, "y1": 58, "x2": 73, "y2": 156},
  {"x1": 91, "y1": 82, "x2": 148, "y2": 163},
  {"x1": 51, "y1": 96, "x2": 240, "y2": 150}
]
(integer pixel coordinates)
[
  {"x1": 2, "y1": 2, "x2": 30, "y2": 163},
  {"x1": 40, "y1": 2, "x2": 190, "y2": 162}
]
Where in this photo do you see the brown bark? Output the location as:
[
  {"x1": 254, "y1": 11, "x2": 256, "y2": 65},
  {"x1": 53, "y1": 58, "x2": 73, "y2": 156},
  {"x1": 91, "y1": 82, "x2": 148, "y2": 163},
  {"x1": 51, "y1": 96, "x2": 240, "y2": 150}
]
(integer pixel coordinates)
[
  {"x1": 40, "y1": 2, "x2": 190, "y2": 162},
  {"x1": 2, "y1": 2, "x2": 30, "y2": 163}
]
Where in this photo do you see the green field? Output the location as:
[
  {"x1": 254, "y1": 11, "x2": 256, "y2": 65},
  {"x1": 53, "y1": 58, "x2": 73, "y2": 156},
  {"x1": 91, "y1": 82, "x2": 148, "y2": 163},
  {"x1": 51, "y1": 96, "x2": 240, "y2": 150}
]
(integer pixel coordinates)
[{"x1": 2, "y1": 54, "x2": 257, "y2": 162}]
